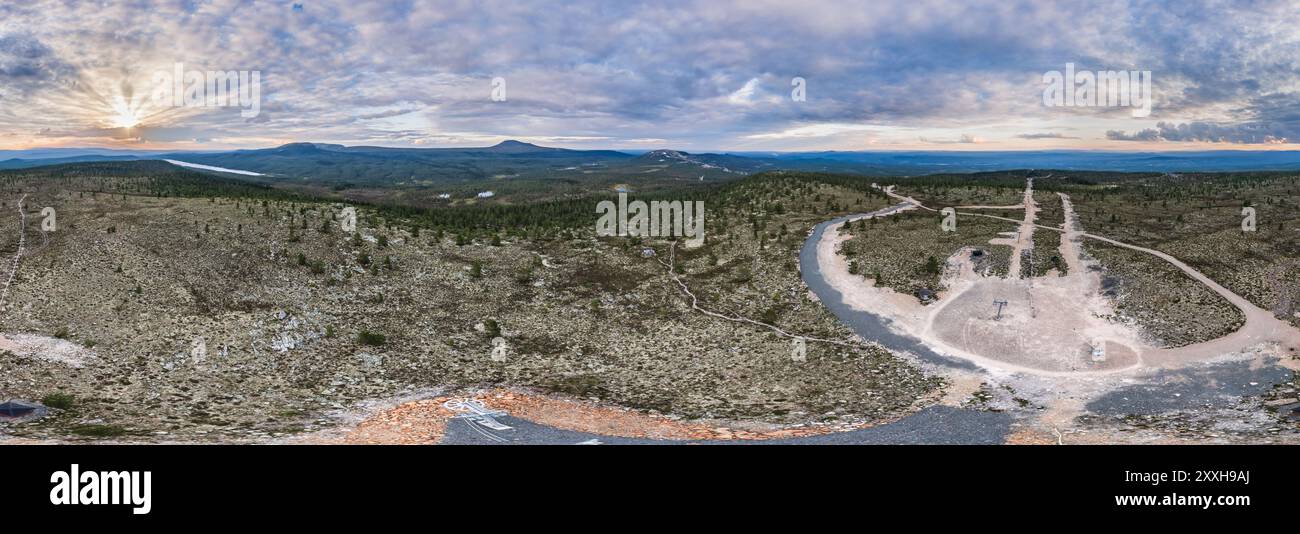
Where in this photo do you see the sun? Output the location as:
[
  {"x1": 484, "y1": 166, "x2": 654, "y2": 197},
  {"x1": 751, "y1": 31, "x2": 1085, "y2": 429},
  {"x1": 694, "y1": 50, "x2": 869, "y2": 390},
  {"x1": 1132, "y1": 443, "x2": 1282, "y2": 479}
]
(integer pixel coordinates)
[
  {"x1": 110, "y1": 110, "x2": 141, "y2": 129},
  {"x1": 108, "y1": 95, "x2": 142, "y2": 129}
]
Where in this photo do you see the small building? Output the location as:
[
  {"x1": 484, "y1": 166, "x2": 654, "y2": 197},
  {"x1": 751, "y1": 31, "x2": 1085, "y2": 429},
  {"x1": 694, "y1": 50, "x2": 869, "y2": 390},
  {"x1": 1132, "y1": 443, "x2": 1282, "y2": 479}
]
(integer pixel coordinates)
[
  {"x1": 1089, "y1": 341, "x2": 1107, "y2": 362},
  {"x1": 477, "y1": 191, "x2": 495, "y2": 198},
  {"x1": 0, "y1": 400, "x2": 44, "y2": 420},
  {"x1": 641, "y1": 248, "x2": 657, "y2": 258},
  {"x1": 915, "y1": 288, "x2": 936, "y2": 304}
]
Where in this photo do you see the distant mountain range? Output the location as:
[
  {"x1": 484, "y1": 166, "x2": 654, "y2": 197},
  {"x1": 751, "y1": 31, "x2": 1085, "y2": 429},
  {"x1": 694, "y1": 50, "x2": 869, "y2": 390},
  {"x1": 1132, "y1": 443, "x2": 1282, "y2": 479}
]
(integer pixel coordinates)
[
  {"x1": 0, "y1": 141, "x2": 759, "y2": 187},
  {"x1": 4, "y1": 142, "x2": 1300, "y2": 184},
  {"x1": 741, "y1": 149, "x2": 1300, "y2": 173}
]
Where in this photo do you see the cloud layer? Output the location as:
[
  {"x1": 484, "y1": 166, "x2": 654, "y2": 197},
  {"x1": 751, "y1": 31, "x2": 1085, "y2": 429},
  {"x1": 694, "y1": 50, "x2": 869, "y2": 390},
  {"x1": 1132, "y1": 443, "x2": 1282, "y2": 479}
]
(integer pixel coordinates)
[{"x1": 1, "y1": 0, "x2": 1297, "y2": 150}]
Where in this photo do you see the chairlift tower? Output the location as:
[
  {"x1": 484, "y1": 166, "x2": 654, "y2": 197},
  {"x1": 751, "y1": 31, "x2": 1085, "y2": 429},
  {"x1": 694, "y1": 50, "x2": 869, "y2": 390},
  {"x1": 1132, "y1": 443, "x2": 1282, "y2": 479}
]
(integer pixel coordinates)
[{"x1": 992, "y1": 299, "x2": 1009, "y2": 320}]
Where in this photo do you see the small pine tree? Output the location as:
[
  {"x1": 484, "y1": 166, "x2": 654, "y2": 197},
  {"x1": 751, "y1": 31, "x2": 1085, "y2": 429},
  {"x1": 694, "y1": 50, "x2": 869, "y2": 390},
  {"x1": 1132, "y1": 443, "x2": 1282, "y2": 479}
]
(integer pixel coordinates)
[
  {"x1": 357, "y1": 330, "x2": 386, "y2": 346},
  {"x1": 924, "y1": 256, "x2": 941, "y2": 275}
]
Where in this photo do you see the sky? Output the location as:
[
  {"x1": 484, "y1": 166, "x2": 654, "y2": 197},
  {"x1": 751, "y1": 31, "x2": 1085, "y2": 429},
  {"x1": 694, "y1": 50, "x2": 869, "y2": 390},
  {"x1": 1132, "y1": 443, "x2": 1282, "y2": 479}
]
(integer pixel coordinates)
[{"x1": 1, "y1": 0, "x2": 1298, "y2": 152}]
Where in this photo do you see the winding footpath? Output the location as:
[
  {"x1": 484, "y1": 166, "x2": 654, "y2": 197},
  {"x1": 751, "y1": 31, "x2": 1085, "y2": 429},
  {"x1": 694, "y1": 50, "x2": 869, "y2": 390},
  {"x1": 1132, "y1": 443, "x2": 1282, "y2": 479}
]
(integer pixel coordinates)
[
  {"x1": 0, "y1": 194, "x2": 27, "y2": 312},
  {"x1": 658, "y1": 241, "x2": 861, "y2": 349}
]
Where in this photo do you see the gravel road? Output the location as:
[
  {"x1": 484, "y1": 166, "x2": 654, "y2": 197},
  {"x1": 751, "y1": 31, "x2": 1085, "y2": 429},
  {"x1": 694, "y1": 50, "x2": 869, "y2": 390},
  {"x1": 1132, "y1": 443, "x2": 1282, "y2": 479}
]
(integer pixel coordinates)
[{"x1": 440, "y1": 405, "x2": 1012, "y2": 445}]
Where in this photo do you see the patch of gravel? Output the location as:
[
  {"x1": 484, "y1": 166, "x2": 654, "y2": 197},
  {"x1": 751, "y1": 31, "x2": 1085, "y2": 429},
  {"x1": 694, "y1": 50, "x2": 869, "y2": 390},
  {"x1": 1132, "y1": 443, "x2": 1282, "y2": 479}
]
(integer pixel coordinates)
[{"x1": 0, "y1": 333, "x2": 95, "y2": 367}]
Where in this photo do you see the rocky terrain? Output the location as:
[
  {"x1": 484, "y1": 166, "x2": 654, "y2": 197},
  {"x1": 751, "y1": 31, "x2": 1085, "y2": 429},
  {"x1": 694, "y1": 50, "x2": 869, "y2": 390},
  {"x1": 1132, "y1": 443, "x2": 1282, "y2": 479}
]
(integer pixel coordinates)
[
  {"x1": 2, "y1": 164, "x2": 1297, "y2": 445},
  {"x1": 0, "y1": 167, "x2": 940, "y2": 442}
]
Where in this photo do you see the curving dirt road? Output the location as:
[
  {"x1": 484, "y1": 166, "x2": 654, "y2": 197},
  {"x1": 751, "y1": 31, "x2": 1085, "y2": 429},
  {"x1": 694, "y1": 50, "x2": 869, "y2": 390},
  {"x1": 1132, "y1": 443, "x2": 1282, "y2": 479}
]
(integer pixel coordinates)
[{"x1": 1081, "y1": 231, "x2": 1300, "y2": 365}]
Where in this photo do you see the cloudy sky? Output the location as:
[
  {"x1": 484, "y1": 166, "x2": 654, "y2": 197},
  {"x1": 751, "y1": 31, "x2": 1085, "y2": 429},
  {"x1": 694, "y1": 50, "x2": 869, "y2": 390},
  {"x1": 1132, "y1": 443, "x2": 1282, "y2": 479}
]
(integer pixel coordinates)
[{"x1": 1, "y1": 0, "x2": 1298, "y2": 152}]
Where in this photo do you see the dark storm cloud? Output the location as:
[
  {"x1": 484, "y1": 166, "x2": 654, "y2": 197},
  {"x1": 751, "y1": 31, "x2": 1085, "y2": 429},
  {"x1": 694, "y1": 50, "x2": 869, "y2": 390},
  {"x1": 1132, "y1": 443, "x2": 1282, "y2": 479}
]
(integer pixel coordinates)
[
  {"x1": 0, "y1": 33, "x2": 75, "y2": 90},
  {"x1": 1107, "y1": 121, "x2": 1296, "y2": 144},
  {"x1": 1108, "y1": 92, "x2": 1300, "y2": 143}
]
